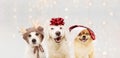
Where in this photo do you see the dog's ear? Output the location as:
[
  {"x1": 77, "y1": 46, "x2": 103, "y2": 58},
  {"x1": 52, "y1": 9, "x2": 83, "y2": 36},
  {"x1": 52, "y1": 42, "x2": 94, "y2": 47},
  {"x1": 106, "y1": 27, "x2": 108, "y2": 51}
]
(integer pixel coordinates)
[
  {"x1": 19, "y1": 27, "x2": 27, "y2": 35},
  {"x1": 37, "y1": 26, "x2": 43, "y2": 32}
]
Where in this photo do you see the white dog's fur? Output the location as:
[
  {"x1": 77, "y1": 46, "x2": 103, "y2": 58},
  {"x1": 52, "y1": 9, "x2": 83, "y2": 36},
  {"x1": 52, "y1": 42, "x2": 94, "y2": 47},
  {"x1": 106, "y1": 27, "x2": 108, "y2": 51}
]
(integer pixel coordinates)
[
  {"x1": 46, "y1": 25, "x2": 70, "y2": 58},
  {"x1": 25, "y1": 44, "x2": 45, "y2": 58}
]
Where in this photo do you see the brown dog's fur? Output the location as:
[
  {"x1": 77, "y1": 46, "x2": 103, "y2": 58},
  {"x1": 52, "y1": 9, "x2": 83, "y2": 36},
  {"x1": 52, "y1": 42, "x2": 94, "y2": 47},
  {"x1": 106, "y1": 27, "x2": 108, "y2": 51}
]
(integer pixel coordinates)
[
  {"x1": 23, "y1": 26, "x2": 44, "y2": 44},
  {"x1": 20, "y1": 26, "x2": 45, "y2": 58},
  {"x1": 74, "y1": 29, "x2": 94, "y2": 58}
]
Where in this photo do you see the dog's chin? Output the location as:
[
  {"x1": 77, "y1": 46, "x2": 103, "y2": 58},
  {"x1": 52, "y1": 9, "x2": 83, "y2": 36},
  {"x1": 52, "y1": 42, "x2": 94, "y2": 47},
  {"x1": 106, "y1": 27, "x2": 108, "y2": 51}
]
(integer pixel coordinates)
[
  {"x1": 54, "y1": 36, "x2": 62, "y2": 43},
  {"x1": 30, "y1": 43, "x2": 40, "y2": 47}
]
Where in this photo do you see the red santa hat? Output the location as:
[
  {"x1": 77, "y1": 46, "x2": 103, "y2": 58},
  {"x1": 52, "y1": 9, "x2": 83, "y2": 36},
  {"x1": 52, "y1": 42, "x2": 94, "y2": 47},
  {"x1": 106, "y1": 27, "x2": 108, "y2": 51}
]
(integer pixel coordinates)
[
  {"x1": 69, "y1": 25, "x2": 95, "y2": 40},
  {"x1": 50, "y1": 17, "x2": 65, "y2": 26}
]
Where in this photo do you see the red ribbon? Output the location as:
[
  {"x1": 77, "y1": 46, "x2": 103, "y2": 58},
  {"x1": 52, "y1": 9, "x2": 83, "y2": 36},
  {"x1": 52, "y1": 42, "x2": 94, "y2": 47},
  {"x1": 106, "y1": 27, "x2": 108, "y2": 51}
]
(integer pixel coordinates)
[
  {"x1": 50, "y1": 17, "x2": 65, "y2": 26},
  {"x1": 33, "y1": 45, "x2": 44, "y2": 58}
]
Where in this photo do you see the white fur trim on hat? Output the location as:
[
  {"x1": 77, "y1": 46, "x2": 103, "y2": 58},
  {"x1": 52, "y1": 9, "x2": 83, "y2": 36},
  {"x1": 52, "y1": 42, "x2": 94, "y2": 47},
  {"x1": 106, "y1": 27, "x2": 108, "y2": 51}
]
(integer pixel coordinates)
[{"x1": 70, "y1": 27, "x2": 86, "y2": 41}]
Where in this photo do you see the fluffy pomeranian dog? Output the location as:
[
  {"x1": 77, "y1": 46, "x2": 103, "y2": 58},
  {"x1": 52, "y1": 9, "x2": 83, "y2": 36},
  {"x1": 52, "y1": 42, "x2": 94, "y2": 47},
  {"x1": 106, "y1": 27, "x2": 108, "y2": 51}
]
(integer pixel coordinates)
[
  {"x1": 46, "y1": 18, "x2": 69, "y2": 58},
  {"x1": 20, "y1": 24, "x2": 45, "y2": 58},
  {"x1": 69, "y1": 25, "x2": 96, "y2": 58}
]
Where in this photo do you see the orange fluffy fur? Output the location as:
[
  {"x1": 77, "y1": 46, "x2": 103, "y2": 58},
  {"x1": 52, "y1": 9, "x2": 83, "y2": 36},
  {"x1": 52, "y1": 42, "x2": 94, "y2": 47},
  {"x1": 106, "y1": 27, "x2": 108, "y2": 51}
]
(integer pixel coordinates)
[{"x1": 74, "y1": 29, "x2": 94, "y2": 58}]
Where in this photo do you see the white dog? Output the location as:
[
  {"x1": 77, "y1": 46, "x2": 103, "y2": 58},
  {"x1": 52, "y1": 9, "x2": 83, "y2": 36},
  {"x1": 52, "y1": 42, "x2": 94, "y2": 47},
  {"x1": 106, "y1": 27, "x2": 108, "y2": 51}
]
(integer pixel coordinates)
[
  {"x1": 46, "y1": 18, "x2": 70, "y2": 58},
  {"x1": 20, "y1": 25, "x2": 46, "y2": 58}
]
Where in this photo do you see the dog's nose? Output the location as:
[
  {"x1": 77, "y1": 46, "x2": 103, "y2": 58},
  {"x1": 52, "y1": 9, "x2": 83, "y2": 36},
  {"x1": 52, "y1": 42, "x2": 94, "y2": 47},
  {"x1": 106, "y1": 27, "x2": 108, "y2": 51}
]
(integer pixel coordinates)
[
  {"x1": 56, "y1": 31, "x2": 61, "y2": 36},
  {"x1": 83, "y1": 36, "x2": 86, "y2": 39},
  {"x1": 32, "y1": 39, "x2": 36, "y2": 43},
  {"x1": 83, "y1": 36, "x2": 86, "y2": 38}
]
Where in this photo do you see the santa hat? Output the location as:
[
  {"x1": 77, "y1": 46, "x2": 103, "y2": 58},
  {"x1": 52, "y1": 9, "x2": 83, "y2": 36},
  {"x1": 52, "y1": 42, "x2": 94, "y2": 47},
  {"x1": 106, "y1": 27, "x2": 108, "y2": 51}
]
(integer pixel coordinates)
[
  {"x1": 69, "y1": 25, "x2": 95, "y2": 40},
  {"x1": 50, "y1": 17, "x2": 65, "y2": 26}
]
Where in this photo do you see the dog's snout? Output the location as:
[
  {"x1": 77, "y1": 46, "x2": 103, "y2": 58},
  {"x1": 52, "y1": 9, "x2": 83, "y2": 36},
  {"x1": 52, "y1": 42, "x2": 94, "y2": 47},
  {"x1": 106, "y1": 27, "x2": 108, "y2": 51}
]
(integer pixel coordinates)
[
  {"x1": 56, "y1": 31, "x2": 61, "y2": 36},
  {"x1": 32, "y1": 39, "x2": 36, "y2": 43},
  {"x1": 83, "y1": 36, "x2": 86, "y2": 38},
  {"x1": 82, "y1": 36, "x2": 86, "y2": 39}
]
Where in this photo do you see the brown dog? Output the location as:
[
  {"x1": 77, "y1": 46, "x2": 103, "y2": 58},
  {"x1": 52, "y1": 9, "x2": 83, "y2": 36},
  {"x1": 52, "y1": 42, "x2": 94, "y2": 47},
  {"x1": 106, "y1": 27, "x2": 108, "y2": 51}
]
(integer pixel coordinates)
[
  {"x1": 69, "y1": 25, "x2": 95, "y2": 58},
  {"x1": 20, "y1": 25, "x2": 45, "y2": 58}
]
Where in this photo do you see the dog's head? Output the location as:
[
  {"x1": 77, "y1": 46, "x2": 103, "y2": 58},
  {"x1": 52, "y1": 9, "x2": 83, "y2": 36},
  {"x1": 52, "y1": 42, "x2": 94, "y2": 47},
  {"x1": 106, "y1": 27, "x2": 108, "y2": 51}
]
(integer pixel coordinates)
[
  {"x1": 75, "y1": 29, "x2": 93, "y2": 44},
  {"x1": 49, "y1": 25, "x2": 65, "y2": 43},
  {"x1": 21, "y1": 26, "x2": 44, "y2": 47},
  {"x1": 48, "y1": 17, "x2": 66, "y2": 43},
  {"x1": 69, "y1": 25, "x2": 95, "y2": 45}
]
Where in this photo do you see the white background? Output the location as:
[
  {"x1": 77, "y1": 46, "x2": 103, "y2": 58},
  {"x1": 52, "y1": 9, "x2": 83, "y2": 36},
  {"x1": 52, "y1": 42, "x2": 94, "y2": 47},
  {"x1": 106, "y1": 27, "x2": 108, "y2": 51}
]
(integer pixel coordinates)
[{"x1": 0, "y1": 0, "x2": 120, "y2": 58}]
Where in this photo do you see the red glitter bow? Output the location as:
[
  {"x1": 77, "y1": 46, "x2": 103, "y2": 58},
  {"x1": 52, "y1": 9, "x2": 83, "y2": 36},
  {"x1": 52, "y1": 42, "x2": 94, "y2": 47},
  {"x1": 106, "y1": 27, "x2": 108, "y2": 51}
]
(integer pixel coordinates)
[{"x1": 50, "y1": 17, "x2": 65, "y2": 26}]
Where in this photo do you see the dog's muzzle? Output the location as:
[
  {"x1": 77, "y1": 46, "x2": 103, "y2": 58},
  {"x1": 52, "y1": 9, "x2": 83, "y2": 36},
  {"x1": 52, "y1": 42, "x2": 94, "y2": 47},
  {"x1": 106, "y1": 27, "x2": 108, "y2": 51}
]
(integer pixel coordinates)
[
  {"x1": 32, "y1": 39, "x2": 36, "y2": 44},
  {"x1": 82, "y1": 36, "x2": 86, "y2": 40},
  {"x1": 55, "y1": 31, "x2": 61, "y2": 36},
  {"x1": 79, "y1": 36, "x2": 88, "y2": 42}
]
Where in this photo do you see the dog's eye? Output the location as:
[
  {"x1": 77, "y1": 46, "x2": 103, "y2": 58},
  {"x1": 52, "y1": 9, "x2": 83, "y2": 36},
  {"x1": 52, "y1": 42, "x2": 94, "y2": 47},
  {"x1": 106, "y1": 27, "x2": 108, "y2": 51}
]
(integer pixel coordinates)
[
  {"x1": 60, "y1": 27, "x2": 62, "y2": 29},
  {"x1": 51, "y1": 28, "x2": 54, "y2": 30},
  {"x1": 35, "y1": 33, "x2": 39, "y2": 36},
  {"x1": 86, "y1": 33, "x2": 89, "y2": 35},
  {"x1": 28, "y1": 34, "x2": 31, "y2": 37}
]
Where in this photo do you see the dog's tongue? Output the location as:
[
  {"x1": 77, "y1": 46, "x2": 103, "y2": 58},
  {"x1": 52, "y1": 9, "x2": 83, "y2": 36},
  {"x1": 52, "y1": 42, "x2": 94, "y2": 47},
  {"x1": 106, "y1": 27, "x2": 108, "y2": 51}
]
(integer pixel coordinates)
[
  {"x1": 82, "y1": 39, "x2": 86, "y2": 42},
  {"x1": 80, "y1": 38, "x2": 87, "y2": 42}
]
